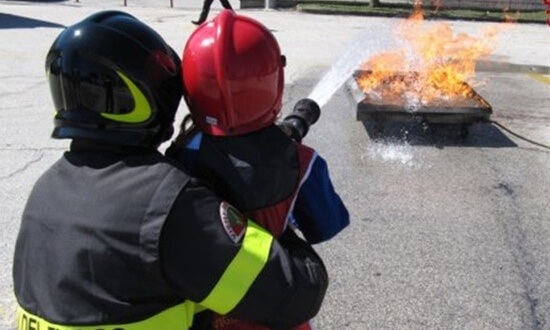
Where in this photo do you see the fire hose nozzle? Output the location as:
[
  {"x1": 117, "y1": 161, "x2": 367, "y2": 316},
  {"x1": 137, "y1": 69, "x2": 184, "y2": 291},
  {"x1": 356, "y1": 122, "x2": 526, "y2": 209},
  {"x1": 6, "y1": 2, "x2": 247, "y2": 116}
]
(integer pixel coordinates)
[{"x1": 278, "y1": 98, "x2": 321, "y2": 142}]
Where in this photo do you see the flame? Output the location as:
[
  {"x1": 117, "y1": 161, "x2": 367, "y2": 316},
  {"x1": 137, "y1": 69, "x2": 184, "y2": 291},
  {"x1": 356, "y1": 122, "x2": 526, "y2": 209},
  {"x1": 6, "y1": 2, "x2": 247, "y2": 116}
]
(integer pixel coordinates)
[{"x1": 357, "y1": 4, "x2": 509, "y2": 108}]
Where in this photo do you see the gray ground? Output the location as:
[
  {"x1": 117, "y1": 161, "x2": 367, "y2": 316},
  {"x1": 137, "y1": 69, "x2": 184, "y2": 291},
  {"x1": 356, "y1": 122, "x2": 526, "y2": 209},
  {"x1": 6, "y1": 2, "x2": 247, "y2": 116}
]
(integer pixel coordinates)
[{"x1": 1, "y1": 1, "x2": 549, "y2": 329}]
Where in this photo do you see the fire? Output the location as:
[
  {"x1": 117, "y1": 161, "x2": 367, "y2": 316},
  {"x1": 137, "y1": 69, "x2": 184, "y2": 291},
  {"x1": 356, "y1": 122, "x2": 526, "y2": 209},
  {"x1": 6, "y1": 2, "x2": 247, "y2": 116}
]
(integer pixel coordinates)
[{"x1": 357, "y1": 3, "x2": 508, "y2": 108}]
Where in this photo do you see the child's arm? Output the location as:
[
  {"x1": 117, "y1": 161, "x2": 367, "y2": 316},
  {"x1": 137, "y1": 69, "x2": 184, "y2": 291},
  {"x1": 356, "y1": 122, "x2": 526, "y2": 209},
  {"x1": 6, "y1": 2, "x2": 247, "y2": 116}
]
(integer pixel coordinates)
[{"x1": 292, "y1": 155, "x2": 350, "y2": 244}]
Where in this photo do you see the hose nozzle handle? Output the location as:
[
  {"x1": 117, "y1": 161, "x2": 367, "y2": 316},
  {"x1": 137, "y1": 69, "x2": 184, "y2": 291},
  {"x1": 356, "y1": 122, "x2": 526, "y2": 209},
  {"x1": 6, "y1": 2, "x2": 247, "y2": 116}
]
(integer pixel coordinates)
[{"x1": 280, "y1": 98, "x2": 321, "y2": 142}]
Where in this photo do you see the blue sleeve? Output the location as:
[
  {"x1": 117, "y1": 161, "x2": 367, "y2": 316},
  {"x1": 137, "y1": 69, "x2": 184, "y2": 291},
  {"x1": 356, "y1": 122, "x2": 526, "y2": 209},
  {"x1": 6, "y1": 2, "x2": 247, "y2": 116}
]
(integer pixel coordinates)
[
  {"x1": 172, "y1": 132, "x2": 203, "y2": 176},
  {"x1": 293, "y1": 156, "x2": 349, "y2": 244}
]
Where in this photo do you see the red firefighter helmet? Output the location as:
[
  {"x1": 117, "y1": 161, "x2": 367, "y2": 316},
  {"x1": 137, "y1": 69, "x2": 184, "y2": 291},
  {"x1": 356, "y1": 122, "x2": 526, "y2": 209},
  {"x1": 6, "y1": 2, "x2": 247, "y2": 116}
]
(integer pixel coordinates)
[{"x1": 182, "y1": 10, "x2": 285, "y2": 136}]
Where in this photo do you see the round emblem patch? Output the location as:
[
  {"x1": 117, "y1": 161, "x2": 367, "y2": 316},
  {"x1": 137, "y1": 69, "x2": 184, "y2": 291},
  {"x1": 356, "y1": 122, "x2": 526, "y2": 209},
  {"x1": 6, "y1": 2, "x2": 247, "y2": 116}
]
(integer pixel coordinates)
[{"x1": 220, "y1": 202, "x2": 246, "y2": 243}]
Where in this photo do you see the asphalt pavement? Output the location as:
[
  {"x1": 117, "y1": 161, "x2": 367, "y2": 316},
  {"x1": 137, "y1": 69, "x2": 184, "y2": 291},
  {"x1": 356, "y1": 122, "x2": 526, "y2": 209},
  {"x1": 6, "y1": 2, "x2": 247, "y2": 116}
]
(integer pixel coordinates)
[{"x1": 1, "y1": 1, "x2": 549, "y2": 329}]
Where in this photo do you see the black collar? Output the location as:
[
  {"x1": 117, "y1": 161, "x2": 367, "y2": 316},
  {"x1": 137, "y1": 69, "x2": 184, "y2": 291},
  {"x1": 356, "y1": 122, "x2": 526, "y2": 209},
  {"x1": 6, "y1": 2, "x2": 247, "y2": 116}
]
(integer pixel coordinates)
[{"x1": 70, "y1": 139, "x2": 156, "y2": 155}]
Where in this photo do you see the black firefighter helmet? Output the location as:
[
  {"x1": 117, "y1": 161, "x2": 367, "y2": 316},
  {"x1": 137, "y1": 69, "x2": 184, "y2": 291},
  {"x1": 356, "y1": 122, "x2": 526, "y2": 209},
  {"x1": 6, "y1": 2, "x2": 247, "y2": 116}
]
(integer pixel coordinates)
[{"x1": 46, "y1": 11, "x2": 182, "y2": 147}]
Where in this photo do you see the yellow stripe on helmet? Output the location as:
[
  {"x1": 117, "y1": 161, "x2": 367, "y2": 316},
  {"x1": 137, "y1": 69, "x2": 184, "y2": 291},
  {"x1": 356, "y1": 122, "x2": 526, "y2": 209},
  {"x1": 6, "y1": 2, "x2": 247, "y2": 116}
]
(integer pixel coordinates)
[{"x1": 100, "y1": 71, "x2": 152, "y2": 124}]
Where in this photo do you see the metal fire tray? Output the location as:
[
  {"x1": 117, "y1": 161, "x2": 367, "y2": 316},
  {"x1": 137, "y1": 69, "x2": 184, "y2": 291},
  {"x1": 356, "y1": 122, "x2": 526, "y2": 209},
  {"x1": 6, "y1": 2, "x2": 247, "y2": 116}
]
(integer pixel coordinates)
[{"x1": 346, "y1": 70, "x2": 492, "y2": 125}]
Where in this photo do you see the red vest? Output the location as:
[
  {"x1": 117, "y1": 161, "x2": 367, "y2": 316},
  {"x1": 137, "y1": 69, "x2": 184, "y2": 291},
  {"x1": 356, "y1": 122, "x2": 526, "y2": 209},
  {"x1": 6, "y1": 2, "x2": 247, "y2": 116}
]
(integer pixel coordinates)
[{"x1": 248, "y1": 143, "x2": 316, "y2": 238}]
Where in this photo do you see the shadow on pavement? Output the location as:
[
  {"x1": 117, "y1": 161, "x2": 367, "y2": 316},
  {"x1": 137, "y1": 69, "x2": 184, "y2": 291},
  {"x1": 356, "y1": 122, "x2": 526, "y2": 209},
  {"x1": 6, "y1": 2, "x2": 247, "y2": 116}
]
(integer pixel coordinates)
[
  {"x1": 362, "y1": 121, "x2": 518, "y2": 148},
  {"x1": 4, "y1": 0, "x2": 66, "y2": 1},
  {"x1": 0, "y1": 13, "x2": 65, "y2": 29}
]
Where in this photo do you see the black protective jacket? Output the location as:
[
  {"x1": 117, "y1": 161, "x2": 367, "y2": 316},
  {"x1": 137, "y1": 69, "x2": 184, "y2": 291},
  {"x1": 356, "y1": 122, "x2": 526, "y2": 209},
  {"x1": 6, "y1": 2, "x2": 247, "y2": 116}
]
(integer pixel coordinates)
[{"x1": 13, "y1": 140, "x2": 328, "y2": 329}]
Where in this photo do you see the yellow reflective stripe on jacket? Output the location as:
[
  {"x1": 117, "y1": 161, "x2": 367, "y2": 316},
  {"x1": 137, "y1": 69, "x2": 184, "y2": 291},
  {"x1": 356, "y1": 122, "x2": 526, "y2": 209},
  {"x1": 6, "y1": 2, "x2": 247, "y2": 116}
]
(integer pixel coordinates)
[
  {"x1": 17, "y1": 300, "x2": 196, "y2": 330},
  {"x1": 199, "y1": 220, "x2": 273, "y2": 314}
]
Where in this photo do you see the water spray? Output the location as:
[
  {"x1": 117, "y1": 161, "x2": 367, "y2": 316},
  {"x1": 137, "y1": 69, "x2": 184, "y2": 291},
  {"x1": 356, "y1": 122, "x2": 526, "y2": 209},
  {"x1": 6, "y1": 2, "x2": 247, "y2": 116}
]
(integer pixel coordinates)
[{"x1": 307, "y1": 23, "x2": 397, "y2": 108}]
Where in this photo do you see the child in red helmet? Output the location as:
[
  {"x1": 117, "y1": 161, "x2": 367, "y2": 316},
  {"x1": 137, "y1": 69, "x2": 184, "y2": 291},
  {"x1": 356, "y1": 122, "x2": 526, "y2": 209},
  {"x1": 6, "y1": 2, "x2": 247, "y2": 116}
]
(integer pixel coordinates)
[{"x1": 167, "y1": 10, "x2": 349, "y2": 330}]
